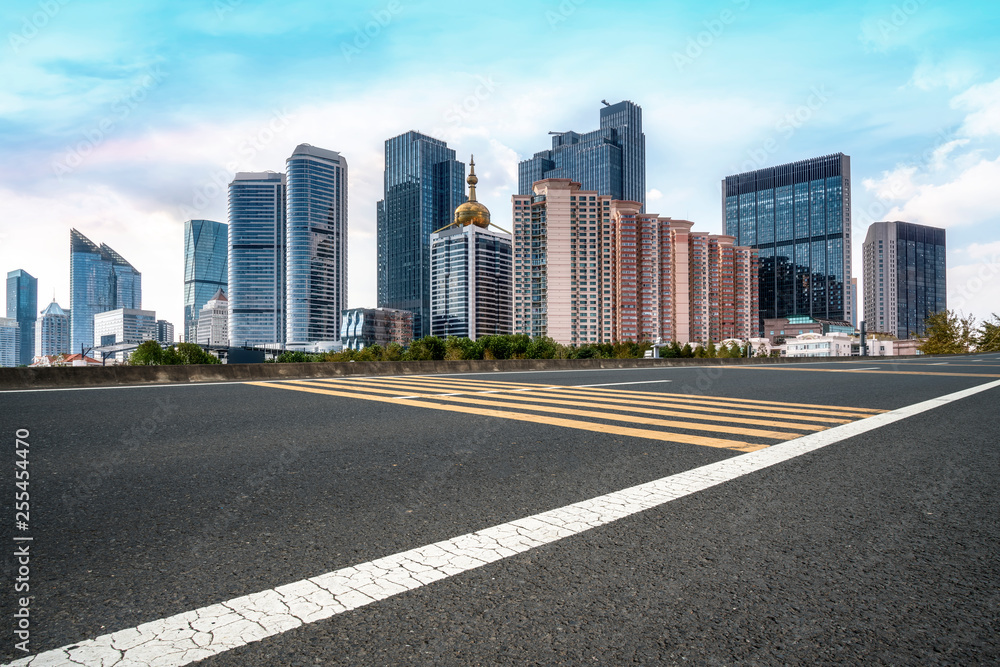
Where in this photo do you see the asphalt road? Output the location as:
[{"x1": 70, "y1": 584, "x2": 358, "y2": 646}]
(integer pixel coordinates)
[{"x1": 1, "y1": 355, "x2": 999, "y2": 665}]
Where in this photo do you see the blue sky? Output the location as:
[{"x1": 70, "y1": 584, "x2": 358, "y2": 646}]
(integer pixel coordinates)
[{"x1": 2, "y1": 0, "x2": 999, "y2": 332}]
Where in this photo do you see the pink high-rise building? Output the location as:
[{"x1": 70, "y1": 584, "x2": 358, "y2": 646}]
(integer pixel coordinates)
[{"x1": 513, "y1": 179, "x2": 757, "y2": 346}]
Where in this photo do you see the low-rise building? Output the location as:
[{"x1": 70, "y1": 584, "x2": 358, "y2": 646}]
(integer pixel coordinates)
[
  {"x1": 341, "y1": 308, "x2": 414, "y2": 350},
  {"x1": 93, "y1": 308, "x2": 156, "y2": 363},
  {"x1": 785, "y1": 331, "x2": 855, "y2": 358}
]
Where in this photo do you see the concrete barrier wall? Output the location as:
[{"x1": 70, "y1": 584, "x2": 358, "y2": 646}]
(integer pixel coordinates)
[{"x1": 0, "y1": 354, "x2": 936, "y2": 391}]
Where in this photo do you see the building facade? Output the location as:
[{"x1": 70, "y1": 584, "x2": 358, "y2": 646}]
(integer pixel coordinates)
[
  {"x1": 93, "y1": 308, "x2": 156, "y2": 363},
  {"x1": 35, "y1": 300, "x2": 70, "y2": 357},
  {"x1": 377, "y1": 132, "x2": 466, "y2": 338},
  {"x1": 340, "y1": 308, "x2": 414, "y2": 350},
  {"x1": 722, "y1": 153, "x2": 852, "y2": 331},
  {"x1": 70, "y1": 229, "x2": 141, "y2": 354},
  {"x1": 862, "y1": 220, "x2": 946, "y2": 339},
  {"x1": 430, "y1": 159, "x2": 512, "y2": 340},
  {"x1": 785, "y1": 331, "x2": 855, "y2": 358},
  {"x1": 197, "y1": 289, "x2": 229, "y2": 347},
  {"x1": 286, "y1": 144, "x2": 348, "y2": 347},
  {"x1": 156, "y1": 320, "x2": 175, "y2": 345},
  {"x1": 228, "y1": 172, "x2": 286, "y2": 347},
  {"x1": 183, "y1": 219, "x2": 228, "y2": 343},
  {"x1": 6, "y1": 269, "x2": 37, "y2": 366},
  {"x1": 518, "y1": 100, "x2": 645, "y2": 208},
  {"x1": 0, "y1": 317, "x2": 18, "y2": 367},
  {"x1": 513, "y1": 179, "x2": 757, "y2": 346}
]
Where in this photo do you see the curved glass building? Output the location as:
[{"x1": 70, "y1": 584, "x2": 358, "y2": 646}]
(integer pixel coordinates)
[
  {"x1": 69, "y1": 229, "x2": 141, "y2": 354},
  {"x1": 228, "y1": 172, "x2": 286, "y2": 347},
  {"x1": 183, "y1": 220, "x2": 228, "y2": 343},
  {"x1": 285, "y1": 144, "x2": 348, "y2": 346}
]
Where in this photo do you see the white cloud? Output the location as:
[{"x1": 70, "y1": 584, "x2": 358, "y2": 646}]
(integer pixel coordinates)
[
  {"x1": 647, "y1": 188, "x2": 664, "y2": 202},
  {"x1": 953, "y1": 76, "x2": 1000, "y2": 137}
]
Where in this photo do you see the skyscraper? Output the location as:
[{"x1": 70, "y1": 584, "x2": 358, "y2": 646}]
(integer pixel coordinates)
[
  {"x1": 430, "y1": 158, "x2": 513, "y2": 340},
  {"x1": 69, "y1": 229, "x2": 141, "y2": 354},
  {"x1": 197, "y1": 289, "x2": 229, "y2": 347},
  {"x1": 6, "y1": 269, "x2": 37, "y2": 366},
  {"x1": 518, "y1": 100, "x2": 646, "y2": 208},
  {"x1": 155, "y1": 319, "x2": 175, "y2": 345},
  {"x1": 513, "y1": 179, "x2": 757, "y2": 346},
  {"x1": 378, "y1": 132, "x2": 466, "y2": 338},
  {"x1": 0, "y1": 318, "x2": 18, "y2": 367},
  {"x1": 722, "y1": 153, "x2": 852, "y2": 331},
  {"x1": 286, "y1": 144, "x2": 348, "y2": 347},
  {"x1": 93, "y1": 308, "x2": 156, "y2": 363},
  {"x1": 228, "y1": 172, "x2": 286, "y2": 347},
  {"x1": 36, "y1": 300, "x2": 70, "y2": 357},
  {"x1": 863, "y1": 221, "x2": 946, "y2": 339},
  {"x1": 184, "y1": 219, "x2": 228, "y2": 343}
]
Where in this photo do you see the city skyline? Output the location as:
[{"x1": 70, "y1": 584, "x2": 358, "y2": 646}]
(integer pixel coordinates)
[{"x1": 2, "y1": 1, "x2": 999, "y2": 333}]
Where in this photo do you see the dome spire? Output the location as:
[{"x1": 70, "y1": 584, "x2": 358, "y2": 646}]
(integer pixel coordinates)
[{"x1": 467, "y1": 155, "x2": 478, "y2": 202}]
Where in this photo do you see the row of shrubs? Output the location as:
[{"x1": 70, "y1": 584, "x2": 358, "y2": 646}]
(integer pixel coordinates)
[
  {"x1": 128, "y1": 335, "x2": 752, "y2": 365},
  {"x1": 269, "y1": 335, "x2": 750, "y2": 363}
]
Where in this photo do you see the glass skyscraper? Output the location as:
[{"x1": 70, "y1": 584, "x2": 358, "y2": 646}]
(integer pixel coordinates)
[
  {"x1": 863, "y1": 221, "x2": 946, "y2": 339},
  {"x1": 722, "y1": 153, "x2": 852, "y2": 330},
  {"x1": 69, "y1": 229, "x2": 141, "y2": 354},
  {"x1": 377, "y1": 132, "x2": 466, "y2": 338},
  {"x1": 228, "y1": 172, "x2": 286, "y2": 347},
  {"x1": 285, "y1": 144, "x2": 348, "y2": 346},
  {"x1": 183, "y1": 219, "x2": 228, "y2": 343},
  {"x1": 518, "y1": 100, "x2": 646, "y2": 208},
  {"x1": 6, "y1": 269, "x2": 37, "y2": 365}
]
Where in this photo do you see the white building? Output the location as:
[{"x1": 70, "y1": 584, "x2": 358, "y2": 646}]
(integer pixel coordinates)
[
  {"x1": 197, "y1": 289, "x2": 229, "y2": 347},
  {"x1": 35, "y1": 300, "x2": 71, "y2": 356},
  {"x1": 93, "y1": 308, "x2": 157, "y2": 363},
  {"x1": 785, "y1": 332, "x2": 855, "y2": 358}
]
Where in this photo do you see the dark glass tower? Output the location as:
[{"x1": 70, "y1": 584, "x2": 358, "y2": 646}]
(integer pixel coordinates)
[
  {"x1": 722, "y1": 153, "x2": 852, "y2": 330},
  {"x1": 228, "y1": 172, "x2": 286, "y2": 347},
  {"x1": 183, "y1": 219, "x2": 228, "y2": 343},
  {"x1": 518, "y1": 100, "x2": 645, "y2": 208},
  {"x1": 69, "y1": 229, "x2": 141, "y2": 354},
  {"x1": 377, "y1": 132, "x2": 466, "y2": 338},
  {"x1": 6, "y1": 269, "x2": 37, "y2": 365},
  {"x1": 285, "y1": 144, "x2": 348, "y2": 346},
  {"x1": 863, "y1": 221, "x2": 946, "y2": 339}
]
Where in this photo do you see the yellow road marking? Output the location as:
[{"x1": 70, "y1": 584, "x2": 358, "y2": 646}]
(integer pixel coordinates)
[
  {"x1": 727, "y1": 367, "x2": 1000, "y2": 378},
  {"x1": 300, "y1": 379, "x2": 835, "y2": 431},
  {"x1": 289, "y1": 380, "x2": 809, "y2": 440},
  {"x1": 249, "y1": 381, "x2": 767, "y2": 452}
]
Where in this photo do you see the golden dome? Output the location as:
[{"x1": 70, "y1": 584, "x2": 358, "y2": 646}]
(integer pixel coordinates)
[{"x1": 453, "y1": 155, "x2": 491, "y2": 228}]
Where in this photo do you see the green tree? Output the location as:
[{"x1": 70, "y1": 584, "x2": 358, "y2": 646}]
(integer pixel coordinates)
[
  {"x1": 275, "y1": 350, "x2": 310, "y2": 363},
  {"x1": 129, "y1": 340, "x2": 164, "y2": 365},
  {"x1": 527, "y1": 337, "x2": 559, "y2": 359},
  {"x1": 681, "y1": 343, "x2": 694, "y2": 358},
  {"x1": 174, "y1": 342, "x2": 222, "y2": 364},
  {"x1": 919, "y1": 310, "x2": 977, "y2": 355},
  {"x1": 406, "y1": 336, "x2": 446, "y2": 361},
  {"x1": 977, "y1": 314, "x2": 1000, "y2": 352}
]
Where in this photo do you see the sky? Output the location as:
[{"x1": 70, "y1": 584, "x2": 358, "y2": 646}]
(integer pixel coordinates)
[{"x1": 2, "y1": 0, "x2": 1000, "y2": 333}]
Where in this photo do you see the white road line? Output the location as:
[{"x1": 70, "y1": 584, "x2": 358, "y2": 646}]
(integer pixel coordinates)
[
  {"x1": 572, "y1": 380, "x2": 674, "y2": 388},
  {"x1": 9, "y1": 379, "x2": 1000, "y2": 667},
  {"x1": 929, "y1": 362, "x2": 950, "y2": 366},
  {"x1": 854, "y1": 367, "x2": 880, "y2": 371}
]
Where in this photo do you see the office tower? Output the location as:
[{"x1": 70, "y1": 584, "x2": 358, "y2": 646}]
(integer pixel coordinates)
[
  {"x1": 6, "y1": 269, "x2": 37, "y2": 366},
  {"x1": 93, "y1": 308, "x2": 156, "y2": 363},
  {"x1": 228, "y1": 172, "x2": 286, "y2": 347},
  {"x1": 156, "y1": 320, "x2": 175, "y2": 345},
  {"x1": 286, "y1": 144, "x2": 348, "y2": 347},
  {"x1": 70, "y1": 229, "x2": 142, "y2": 354},
  {"x1": 863, "y1": 221, "x2": 946, "y2": 339},
  {"x1": 36, "y1": 300, "x2": 70, "y2": 357},
  {"x1": 197, "y1": 289, "x2": 229, "y2": 346},
  {"x1": 340, "y1": 308, "x2": 414, "y2": 350},
  {"x1": 518, "y1": 100, "x2": 646, "y2": 208},
  {"x1": 513, "y1": 179, "x2": 756, "y2": 346},
  {"x1": 430, "y1": 158, "x2": 513, "y2": 339},
  {"x1": 722, "y1": 153, "x2": 852, "y2": 332},
  {"x1": 0, "y1": 318, "x2": 19, "y2": 367},
  {"x1": 377, "y1": 131, "x2": 466, "y2": 339},
  {"x1": 851, "y1": 278, "x2": 858, "y2": 329},
  {"x1": 184, "y1": 219, "x2": 228, "y2": 343}
]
